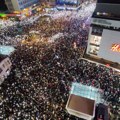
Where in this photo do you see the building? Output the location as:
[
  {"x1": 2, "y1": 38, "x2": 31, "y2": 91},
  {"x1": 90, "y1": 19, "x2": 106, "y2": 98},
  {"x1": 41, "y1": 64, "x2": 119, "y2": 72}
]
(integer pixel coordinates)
[
  {"x1": 0, "y1": 55, "x2": 12, "y2": 85},
  {"x1": 85, "y1": 0, "x2": 120, "y2": 69},
  {"x1": 5, "y1": 0, "x2": 39, "y2": 12},
  {"x1": 0, "y1": 46, "x2": 15, "y2": 85}
]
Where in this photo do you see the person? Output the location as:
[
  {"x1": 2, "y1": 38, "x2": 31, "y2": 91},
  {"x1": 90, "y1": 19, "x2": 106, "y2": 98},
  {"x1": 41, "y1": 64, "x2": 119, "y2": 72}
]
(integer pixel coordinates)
[{"x1": 0, "y1": 0, "x2": 119, "y2": 120}]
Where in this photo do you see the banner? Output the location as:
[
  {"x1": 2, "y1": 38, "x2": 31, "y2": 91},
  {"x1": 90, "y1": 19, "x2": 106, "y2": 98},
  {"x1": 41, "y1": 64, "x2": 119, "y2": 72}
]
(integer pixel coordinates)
[{"x1": 56, "y1": 0, "x2": 78, "y2": 5}]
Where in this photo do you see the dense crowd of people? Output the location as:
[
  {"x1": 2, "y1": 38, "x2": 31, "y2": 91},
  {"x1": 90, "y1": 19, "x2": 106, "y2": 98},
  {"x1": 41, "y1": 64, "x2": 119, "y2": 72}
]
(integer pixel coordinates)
[
  {"x1": 0, "y1": 1, "x2": 119, "y2": 120},
  {"x1": 0, "y1": 14, "x2": 42, "y2": 46}
]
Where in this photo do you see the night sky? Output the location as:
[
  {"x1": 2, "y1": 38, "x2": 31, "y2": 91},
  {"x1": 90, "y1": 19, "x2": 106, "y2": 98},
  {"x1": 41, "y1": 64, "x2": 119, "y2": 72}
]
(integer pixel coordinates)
[{"x1": 0, "y1": 0, "x2": 8, "y2": 11}]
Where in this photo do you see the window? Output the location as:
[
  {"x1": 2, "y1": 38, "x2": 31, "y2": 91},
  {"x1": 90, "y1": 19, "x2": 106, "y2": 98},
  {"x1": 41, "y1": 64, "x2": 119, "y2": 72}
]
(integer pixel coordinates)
[
  {"x1": 7, "y1": 60, "x2": 10, "y2": 64},
  {"x1": 2, "y1": 64, "x2": 5, "y2": 68},
  {"x1": 0, "y1": 68, "x2": 3, "y2": 73},
  {"x1": 5, "y1": 61, "x2": 8, "y2": 66}
]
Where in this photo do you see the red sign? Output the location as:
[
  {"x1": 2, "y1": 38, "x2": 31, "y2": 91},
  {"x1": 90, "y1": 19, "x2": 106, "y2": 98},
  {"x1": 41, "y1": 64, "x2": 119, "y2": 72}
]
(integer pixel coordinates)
[{"x1": 111, "y1": 44, "x2": 120, "y2": 52}]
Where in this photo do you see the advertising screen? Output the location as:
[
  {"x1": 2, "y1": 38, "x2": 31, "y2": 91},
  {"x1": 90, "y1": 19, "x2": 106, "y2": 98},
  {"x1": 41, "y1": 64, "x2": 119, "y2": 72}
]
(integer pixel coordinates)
[
  {"x1": 87, "y1": 28, "x2": 120, "y2": 64},
  {"x1": 98, "y1": 29, "x2": 120, "y2": 63},
  {"x1": 56, "y1": 0, "x2": 78, "y2": 5}
]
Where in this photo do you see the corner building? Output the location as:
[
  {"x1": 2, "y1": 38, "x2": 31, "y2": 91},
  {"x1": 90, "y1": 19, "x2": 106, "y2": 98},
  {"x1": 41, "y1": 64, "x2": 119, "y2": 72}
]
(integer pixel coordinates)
[
  {"x1": 85, "y1": 0, "x2": 120, "y2": 69},
  {"x1": 5, "y1": 0, "x2": 39, "y2": 11}
]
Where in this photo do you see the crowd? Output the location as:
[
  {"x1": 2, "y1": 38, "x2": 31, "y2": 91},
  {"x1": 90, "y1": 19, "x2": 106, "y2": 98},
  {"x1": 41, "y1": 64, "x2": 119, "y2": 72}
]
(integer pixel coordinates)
[
  {"x1": 0, "y1": 14, "x2": 42, "y2": 46},
  {"x1": 0, "y1": 19, "x2": 17, "y2": 29},
  {"x1": 0, "y1": 1, "x2": 120, "y2": 120}
]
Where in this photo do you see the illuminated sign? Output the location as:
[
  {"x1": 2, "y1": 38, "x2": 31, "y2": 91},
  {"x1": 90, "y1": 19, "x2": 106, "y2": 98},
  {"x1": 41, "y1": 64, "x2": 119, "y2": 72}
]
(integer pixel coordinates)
[
  {"x1": 0, "y1": 13, "x2": 6, "y2": 17},
  {"x1": 111, "y1": 44, "x2": 120, "y2": 52}
]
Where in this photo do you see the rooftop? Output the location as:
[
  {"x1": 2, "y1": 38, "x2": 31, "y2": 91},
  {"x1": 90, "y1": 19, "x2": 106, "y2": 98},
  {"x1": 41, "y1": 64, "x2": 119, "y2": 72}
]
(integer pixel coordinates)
[
  {"x1": 70, "y1": 83, "x2": 103, "y2": 103},
  {"x1": 67, "y1": 94, "x2": 95, "y2": 116},
  {"x1": 0, "y1": 46, "x2": 15, "y2": 55}
]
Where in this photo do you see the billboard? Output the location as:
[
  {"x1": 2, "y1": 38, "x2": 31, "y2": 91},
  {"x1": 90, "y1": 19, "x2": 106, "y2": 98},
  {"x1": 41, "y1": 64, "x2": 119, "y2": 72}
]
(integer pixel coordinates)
[
  {"x1": 56, "y1": 0, "x2": 78, "y2": 5},
  {"x1": 98, "y1": 29, "x2": 120, "y2": 64},
  {"x1": 87, "y1": 29, "x2": 120, "y2": 64}
]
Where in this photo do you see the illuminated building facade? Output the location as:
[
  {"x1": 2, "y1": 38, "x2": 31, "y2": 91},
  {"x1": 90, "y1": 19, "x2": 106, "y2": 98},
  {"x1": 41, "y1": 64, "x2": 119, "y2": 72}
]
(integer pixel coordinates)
[
  {"x1": 86, "y1": 0, "x2": 120, "y2": 65},
  {"x1": 5, "y1": 0, "x2": 39, "y2": 11}
]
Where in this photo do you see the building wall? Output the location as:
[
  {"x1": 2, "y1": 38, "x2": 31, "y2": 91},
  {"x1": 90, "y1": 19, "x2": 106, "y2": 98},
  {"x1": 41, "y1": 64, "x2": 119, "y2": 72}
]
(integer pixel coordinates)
[
  {"x1": 95, "y1": 3, "x2": 120, "y2": 15},
  {"x1": 86, "y1": 1, "x2": 120, "y2": 64},
  {"x1": 0, "y1": 57, "x2": 12, "y2": 85},
  {"x1": 5, "y1": 0, "x2": 15, "y2": 11},
  {"x1": 17, "y1": 0, "x2": 39, "y2": 10},
  {"x1": 11, "y1": 0, "x2": 20, "y2": 11}
]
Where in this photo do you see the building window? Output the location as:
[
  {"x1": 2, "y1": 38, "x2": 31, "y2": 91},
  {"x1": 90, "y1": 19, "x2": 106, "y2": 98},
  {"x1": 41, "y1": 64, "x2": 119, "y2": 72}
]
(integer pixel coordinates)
[
  {"x1": 5, "y1": 61, "x2": 8, "y2": 66},
  {"x1": 7, "y1": 60, "x2": 10, "y2": 64},
  {"x1": 3, "y1": 64, "x2": 5, "y2": 68},
  {"x1": 0, "y1": 68, "x2": 3, "y2": 73}
]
